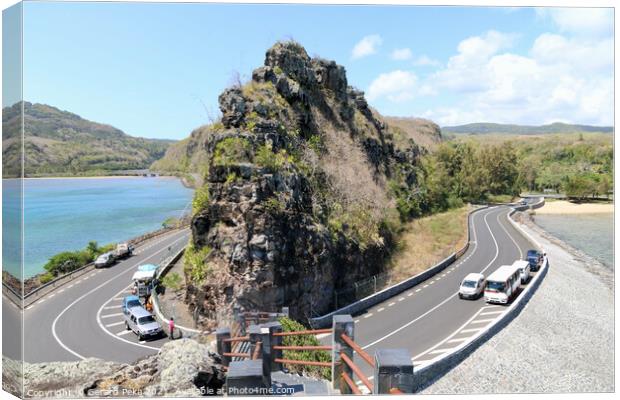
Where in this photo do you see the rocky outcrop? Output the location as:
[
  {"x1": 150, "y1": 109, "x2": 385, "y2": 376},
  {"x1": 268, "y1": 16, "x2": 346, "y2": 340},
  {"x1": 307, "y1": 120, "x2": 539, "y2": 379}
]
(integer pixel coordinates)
[
  {"x1": 185, "y1": 41, "x2": 424, "y2": 325},
  {"x1": 8, "y1": 338, "x2": 224, "y2": 397}
]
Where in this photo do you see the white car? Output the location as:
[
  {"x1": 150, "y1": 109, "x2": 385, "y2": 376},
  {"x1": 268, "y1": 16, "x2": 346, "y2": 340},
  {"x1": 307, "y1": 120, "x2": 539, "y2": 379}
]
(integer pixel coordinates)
[{"x1": 459, "y1": 273, "x2": 485, "y2": 300}]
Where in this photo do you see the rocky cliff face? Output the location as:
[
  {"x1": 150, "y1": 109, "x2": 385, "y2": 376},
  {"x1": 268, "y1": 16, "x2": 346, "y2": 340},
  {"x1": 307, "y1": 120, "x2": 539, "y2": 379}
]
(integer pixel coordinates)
[{"x1": 185, "y1": 41, "x2": 424, "y2": 324}]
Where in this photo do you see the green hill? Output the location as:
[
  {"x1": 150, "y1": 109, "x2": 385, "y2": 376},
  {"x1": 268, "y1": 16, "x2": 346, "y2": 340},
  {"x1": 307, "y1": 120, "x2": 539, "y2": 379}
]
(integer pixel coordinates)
[
  {"x1": 442, "y1": 122, "x2": 613, "y2": 135},
  {"x1": 2, "y1": 102, "x2": 175, "y2": 177}
]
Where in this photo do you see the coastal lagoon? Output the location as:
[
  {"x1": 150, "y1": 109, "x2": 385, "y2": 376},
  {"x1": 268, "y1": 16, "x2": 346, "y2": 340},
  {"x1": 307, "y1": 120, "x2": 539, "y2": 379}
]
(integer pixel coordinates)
[
  {"x1": 3, "y1": 177, "x2": 193, "y2": 278},
  {"x1": 534, "y1": 213, "x2": 613, "y2": 269}
]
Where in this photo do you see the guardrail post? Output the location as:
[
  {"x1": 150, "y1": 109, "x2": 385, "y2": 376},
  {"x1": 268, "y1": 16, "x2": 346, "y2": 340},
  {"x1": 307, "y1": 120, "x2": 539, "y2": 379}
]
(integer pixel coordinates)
[
  {"x1": 248, "y1": 324, "x2": 261, "y2": 360},
  {"x1": 216, "y1": 327, "x2": 231, "y2": 367},
  {"x1": 373, "y1": 349, "x2": 414, "y2": 394},
  {"x1": 332, "y1": 314, "x2": 354, "y2": 393}
]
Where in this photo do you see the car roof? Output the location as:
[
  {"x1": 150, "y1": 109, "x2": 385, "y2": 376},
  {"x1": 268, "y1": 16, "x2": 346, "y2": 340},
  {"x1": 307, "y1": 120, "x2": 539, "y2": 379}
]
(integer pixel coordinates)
[
  {"x1": 463, "y1": 273, "x2": 484, "y2": 281},
  {"x1": 512, "y1": 260, "x2": 530, "y2": 269},
  {"x1": 527, "y1": 249, "x2": 539, "y2": 254},
  {"x1": 127, "y1": 306, "x2": 152, "y2": 317}
]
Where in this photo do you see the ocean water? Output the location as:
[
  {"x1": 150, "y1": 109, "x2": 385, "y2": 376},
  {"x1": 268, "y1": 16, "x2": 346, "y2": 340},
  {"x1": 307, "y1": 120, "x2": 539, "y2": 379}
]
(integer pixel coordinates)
[
  {"x1": 2, "y1": 177, "x2": 193, "y2": 278},
  {"x1": 533, "y1": 213, "x2": 614, "y2": 269}
]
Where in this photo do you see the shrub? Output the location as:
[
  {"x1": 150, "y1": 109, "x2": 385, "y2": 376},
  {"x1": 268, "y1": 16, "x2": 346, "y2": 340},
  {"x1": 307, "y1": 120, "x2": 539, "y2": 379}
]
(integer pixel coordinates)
[
  {"x1": 162, "y1": 272, "x2": 183, "y2": 292},
  {"x1": 183, "y1": 243, "x2": 212, "y2": 284},
  {"x1": 278, "y1": 317, "x2": 331, "y2": 380},
  {"x1": 39, "y1": 272, "x2": 55, "y2": 284},
  {"x1": 44, "y1": 251, "x2": 90, "y2": 276},
  {"x1": 162, "y1": 217, "x2": 180, "y2": 228},
  {"x1": 255, "y1": 143, "x2": 292, "y2": 173},
  {"x1": 213, "y1": 137, "x2": 252, "y2": 167},
  {"x1": 192, "y1": 184, "x2": 210, "y2": 213}
]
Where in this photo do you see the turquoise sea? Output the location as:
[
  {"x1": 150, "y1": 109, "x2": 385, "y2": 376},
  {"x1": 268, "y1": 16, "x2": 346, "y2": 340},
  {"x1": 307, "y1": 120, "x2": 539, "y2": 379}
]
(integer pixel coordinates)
[
  {"x1": 534, "y1": 213, "x2": 614, "y2": 269},
  {"x1": 2, "y1": 177, "x2": 193, "y2": 278}
]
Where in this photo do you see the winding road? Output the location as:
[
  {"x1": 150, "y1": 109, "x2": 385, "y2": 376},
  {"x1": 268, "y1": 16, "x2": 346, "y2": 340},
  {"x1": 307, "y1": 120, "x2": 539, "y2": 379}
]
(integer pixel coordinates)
[{"x1": 7, "y1": 202, "x2": 539, "y2": 382}]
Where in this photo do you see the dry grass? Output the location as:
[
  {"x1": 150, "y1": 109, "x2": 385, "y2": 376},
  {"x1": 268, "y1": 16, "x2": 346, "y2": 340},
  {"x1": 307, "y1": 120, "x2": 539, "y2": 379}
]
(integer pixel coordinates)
[{"x1": 388, "y1": 205, "x2": 470, "y2": 283}]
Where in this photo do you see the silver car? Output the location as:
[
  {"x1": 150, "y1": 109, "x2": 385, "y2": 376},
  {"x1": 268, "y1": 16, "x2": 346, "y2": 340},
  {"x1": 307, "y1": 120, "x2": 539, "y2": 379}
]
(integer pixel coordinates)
[{"x1": 124, "y1": 306, "x2": 162, "y2": 340}]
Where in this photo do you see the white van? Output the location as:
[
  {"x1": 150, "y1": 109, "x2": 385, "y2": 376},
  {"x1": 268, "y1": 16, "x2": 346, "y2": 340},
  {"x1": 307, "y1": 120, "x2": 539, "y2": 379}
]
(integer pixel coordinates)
[
  {"x1": 459, "y1": 273, "x2": 485, "y2": 300},
  {"x1": 485, "y1": 264, "x2": 521, "y2": 304},
  {"x1": 512, "y1": 260, "x2": 531, "y2": 284}
]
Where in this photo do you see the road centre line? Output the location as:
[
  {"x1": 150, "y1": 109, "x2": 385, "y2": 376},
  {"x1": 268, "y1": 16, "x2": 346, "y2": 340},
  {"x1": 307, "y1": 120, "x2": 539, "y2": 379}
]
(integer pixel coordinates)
[
  {"x1": 52, "y1": 232, "x2": 188, "y2": 360},
  {"x1": 388, "y1": 302, "x2": 395, "y2": 307},
  {"x1": 364, "y1": 313, "x2": 373, "y2": 319},
  {"x1": 378, "y1": 307, "x2": 385, "y2": 312},
  {"x1": 362, "y1": 207, "x2": 499, "y2": 351}
]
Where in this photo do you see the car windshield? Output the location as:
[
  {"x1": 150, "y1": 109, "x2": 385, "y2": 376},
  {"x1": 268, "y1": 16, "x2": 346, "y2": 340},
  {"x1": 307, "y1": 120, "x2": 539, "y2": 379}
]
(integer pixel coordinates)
[
  {"x1": 461, "y1": 280, "x2": 476, "y2": 288},
  {"x1": 127, "y1": 300, "x2": 141, "y2": 308},
  {"x1": 486, "y1": 281, "x2": 505, "y2": 291},
  {"x1": 527, "y1": 250, "x2": 538, "y2": 257},
  {"x1": 138, "y1": 316, "x2": 156, "y2": 325}
]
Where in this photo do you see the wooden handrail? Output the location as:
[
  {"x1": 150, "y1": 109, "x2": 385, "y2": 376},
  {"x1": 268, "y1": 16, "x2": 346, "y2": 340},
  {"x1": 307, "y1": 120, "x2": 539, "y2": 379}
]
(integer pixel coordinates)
[
  {"x1": 341, "y1": 372, "x2": 362, "y2": 395},
  {"x1": 341, "y1": 333, "x2": 375, "y2": 367},
  {"x1": 341, "y1": 353, "x2": 374, "y2": 392},
  {"x1": 223, "y1": 335, "x2": 250, "y2": 343},
  {"x1": 252, "y1": 341, "x2": 262, "y2": 360},
  {"x1": 273, "y1": 345, "x2": 332, "y2": 351},
  {"x1": 273, "y1": 328, "x2": 332, "y2": 337},
  {"x1": 274, "y1": 358, "x2": 332, "y2": 368},
  {"x1": 223, "y1": 352, "x2": 250, "y2": 358}
]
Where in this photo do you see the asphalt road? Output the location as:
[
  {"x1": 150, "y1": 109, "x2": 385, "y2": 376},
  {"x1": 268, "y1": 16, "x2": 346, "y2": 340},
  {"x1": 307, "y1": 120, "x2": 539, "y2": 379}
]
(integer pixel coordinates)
[
  {"x1": 19, "y1": 228, "x2": 190, "y2": 363},
  {"x1": 317, "y1": 205, "x2": 538, "y2": 387}
]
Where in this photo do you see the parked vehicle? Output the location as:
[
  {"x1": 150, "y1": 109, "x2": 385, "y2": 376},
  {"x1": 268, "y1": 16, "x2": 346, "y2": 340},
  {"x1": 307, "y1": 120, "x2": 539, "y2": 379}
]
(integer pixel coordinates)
[
  {"x1": 484, "y1": 264, "x2": 521, "y2": 304},
  {"x1": 526, "y1": 249, "x2": 543, "y2": 271},
  {"x1": 512, "y1": 259, "x2": 531, "y2": 284},
  {"x1": 132, "y1": 264, "x2": 158, "y2": 298},
  {"x1": 124, "y1": 306, "x2": 162, "y2": 340},
  {"x1": 121, "y1": 295, "x2": 142, "y2": 315},
  {"x1": 94, "y1": 252, "x2": 115, "y2": 268},
  {"x1": 458, "y1": 273, "x2": 485, "y2": 299},
  {"x1": 114, "y1": 243, "x2": 133, "y2": 259}
]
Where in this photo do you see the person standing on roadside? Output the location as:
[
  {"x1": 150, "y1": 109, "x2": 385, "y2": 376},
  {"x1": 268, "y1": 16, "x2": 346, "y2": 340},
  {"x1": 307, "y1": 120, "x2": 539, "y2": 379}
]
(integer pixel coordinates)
[{"x1": 169, "y1": 317, "x2": 175, "y2": 340}]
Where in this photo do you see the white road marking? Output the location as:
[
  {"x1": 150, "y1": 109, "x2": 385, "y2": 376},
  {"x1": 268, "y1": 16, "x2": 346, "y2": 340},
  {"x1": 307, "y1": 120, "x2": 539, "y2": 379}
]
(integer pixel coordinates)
[
  {"x1": 48, "y1": 293, "x2": 55, "y2": 298},
  {"x1": 416, "y1": 289, "x2": 421, "y2": 292},
  {"x1": 103, "y1": 305, "x2": 119, "y2": 310},
  {"x1": 101, "y1": 313, "x2": 123, "y2": 319},
  {"x1": 377, "y1": 307, "x2": 385, "y2": 312},
  {"x1": 106, "y1": 321, "x2": 125, "y2": 328},
  {"x1": 423, "y1": 284, "x2": 429, "y2": 288},
  {"x1": 116, "y1": 330, "x2": 133, "y2": 336},
  {"x1": 113, "y1": 297, "x2": 124, "y2": 301},
  {"x1": 398, "y1": 297, "x2": 405, "y2": 302},
  {"x1": 480, "y1": 310, "x2": 503, "y2": 316},
  {"x1": 354, "y1": 320, "x2": 360, "y2": 324},
  {"x1": 460, "y1": 328, "x2": 484, "y2": 334},
  {"x1": 388, "y1": 302, "x2": 395, "y2": 307},
  {"x1": 429, "y1": 348, "x2": 455, "y2": 355},
  {"x1": 52, "y1": 232, "x2": 188, "y2": 359},
  {"x1": 363, "y1": 208, "x2": 500, "y2": 351},
  {"x1": 26, "y1": 305, "x2": 33, "y2": 310},
  {"x1": 447, "y1": 337, "x2": 469, "y2": 344},
  {"x1": 481, "y1": 305, "x2": 502, "y2": 310},
  {"x1": 407, "y1": 292, "x2": 413, "y2": 297},
  {"x1": 469, "y1": 318, "x2": 495, "y2": 324},
  {"x1": 364, "y1": 313, "x2": 373, "y2": 319}
]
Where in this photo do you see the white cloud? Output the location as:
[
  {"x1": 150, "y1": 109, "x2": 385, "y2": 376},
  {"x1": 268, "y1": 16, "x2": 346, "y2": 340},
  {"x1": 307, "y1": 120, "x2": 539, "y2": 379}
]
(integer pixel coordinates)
[
  {"x1": 352, "y1": 35, "x2": 383, "y2": 59},
  {"x1": 541, "y1": 8, "x2": 613, "y2": 38},
  {"x1": 417, "y1": 29, "x2": 613, "y2": 126},
  {"x1": 391, "y1": 48, "x2": 413, "y2": 60},
  {"x1": 367, "y1": 70, "x2": 417, "y2": 102},
  {"x1": 412, "y1": 55, "x2": 440, "y2": 67}
]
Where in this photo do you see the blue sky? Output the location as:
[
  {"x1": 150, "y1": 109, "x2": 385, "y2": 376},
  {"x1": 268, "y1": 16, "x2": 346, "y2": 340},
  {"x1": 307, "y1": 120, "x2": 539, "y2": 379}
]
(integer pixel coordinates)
[{"x1": 19, "y1": 2, "x2": 614, "y2": 139}]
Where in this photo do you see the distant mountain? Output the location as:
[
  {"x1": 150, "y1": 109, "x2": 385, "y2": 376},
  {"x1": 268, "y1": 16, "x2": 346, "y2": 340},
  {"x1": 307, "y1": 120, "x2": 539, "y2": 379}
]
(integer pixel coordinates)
[
  {"x1": 2, "y1": 102, "x2": 175, "y2": 177},
  {"x1": 442, "y1": 122, "x2": 613, "y2": 135}
]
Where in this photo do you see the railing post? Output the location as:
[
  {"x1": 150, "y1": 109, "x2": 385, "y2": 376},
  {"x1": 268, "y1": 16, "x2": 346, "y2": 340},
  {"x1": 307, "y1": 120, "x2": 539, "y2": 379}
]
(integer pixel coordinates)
[
  {"x1": 233, "y1": 306, "x2": 241, "y2": 333},
  {"x1": 373, "y1": 349, "x2": 414, "y2": 394},
  {"x1": 260, "y1": 321, "x2": 282, "y2": 385},
  {"x1": 226, "y1": 360, "x2": 267, "y2": 396},
  {"x1": 216, "y1": 327, "x2": 231, "y2": 367},
  {"x1": 248, "y1": 324, "x2": 261, "y2": 360},
  {"x1": 332, "y1": 314, "x2": 354, "y2": 393},
  {"x1": 281, "y1": 307, "x2": 289, "y2": 318}
]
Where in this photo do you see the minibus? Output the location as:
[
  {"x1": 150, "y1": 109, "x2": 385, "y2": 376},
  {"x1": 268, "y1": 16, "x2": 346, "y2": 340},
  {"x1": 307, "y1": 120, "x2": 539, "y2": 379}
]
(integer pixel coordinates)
[{"x1": 484, "y1": 264, "x2": 521, "y2": 304}]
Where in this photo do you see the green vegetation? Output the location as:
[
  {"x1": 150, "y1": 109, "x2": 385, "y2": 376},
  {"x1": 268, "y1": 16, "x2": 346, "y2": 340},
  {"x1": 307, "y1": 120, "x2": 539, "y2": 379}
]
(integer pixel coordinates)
[
  {"x1": 183, "y1": 243, "x2": 212, "y2": 284},
  {"x1": 43, "y1": 241, "x2": 114, "y2": 278},
  {"x1": 162, "y1": 217, "x2": 181, "y2": 228},
  {"x1": 254, "y1": 143, "x2": 293, "y2": 173},
  {"x1": 2, "y1": 102, "x2": 173, "y2": 178},
  {"x1": 192, "y1": 184, "x2": 210, "y2": 213},
  {"x1": 213, "y1": 137, "x2": 253, "y2": 166},
  {"x1": 278, "y1": 317, "x2": 331, "y2": 380},
  {"x1": 161, "y1": 272, "x2": 183, "y2": 292},
  {"x1": 454, "y1": 133, "x2": 613, "y2": 201}
]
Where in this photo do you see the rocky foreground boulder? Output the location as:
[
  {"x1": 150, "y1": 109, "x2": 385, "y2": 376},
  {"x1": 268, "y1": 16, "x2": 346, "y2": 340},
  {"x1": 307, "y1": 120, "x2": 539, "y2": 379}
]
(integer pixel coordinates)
[
  {"x1": 4, "y1": 339, "x2": 224, "y2": 397},
  {"x1": 184, "y1": 40, "x2": 426, "y2": 325}
]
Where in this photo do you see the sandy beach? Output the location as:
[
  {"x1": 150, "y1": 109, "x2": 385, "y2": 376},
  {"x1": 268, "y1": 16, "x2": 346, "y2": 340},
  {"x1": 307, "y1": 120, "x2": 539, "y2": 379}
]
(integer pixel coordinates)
[{"x1": 535, "y1": 199, "x2": 613, "y2": 214}]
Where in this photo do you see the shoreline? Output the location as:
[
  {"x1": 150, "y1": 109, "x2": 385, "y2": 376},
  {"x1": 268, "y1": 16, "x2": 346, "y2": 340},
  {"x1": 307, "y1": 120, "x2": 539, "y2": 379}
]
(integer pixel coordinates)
[{"x1": 534, "y1": 199, "x2": 613, "y2": 215}]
